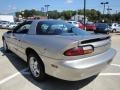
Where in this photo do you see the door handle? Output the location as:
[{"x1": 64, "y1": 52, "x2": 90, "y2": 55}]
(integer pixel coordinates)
[
  {"x1": 11, "y1": 36, "x2": 16, "y2": 39},
  {"x1": 11, "y1": 37, "x2": 20, "y2": 41}
]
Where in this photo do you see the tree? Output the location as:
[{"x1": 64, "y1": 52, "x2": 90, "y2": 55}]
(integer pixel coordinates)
[
  {"x1": 15, "y1": 9, "x2": 120, "y2": 23},
  {"x1": 15, "y1": 9, "x2": 45, "y2": 18},
  {"x1": 15, "y1": 12, "x2": 22, "y2": 17},
  {"x1": 61, "y1": 10, "x2": 76, "y2": 20},
  {"x1": 48, "y1": 10, "x2": 60, "y2": 19}
]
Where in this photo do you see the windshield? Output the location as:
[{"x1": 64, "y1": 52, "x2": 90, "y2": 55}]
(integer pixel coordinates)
[
  {"x1": 36, "y1": 20, "x2": 90, "y2": 36},
  {"x1": 96, "y1": 23, "x2": 108, "y2": 28}
]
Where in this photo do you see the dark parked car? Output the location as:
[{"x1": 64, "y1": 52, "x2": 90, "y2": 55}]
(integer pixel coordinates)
[{"x1": 94, "y1": 23, "x2": 110, "y2": 34}]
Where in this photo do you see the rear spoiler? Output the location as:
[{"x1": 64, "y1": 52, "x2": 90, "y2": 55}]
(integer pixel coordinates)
[{"x1": 81, "y1": 36, "x2": 110, "y2": 44}]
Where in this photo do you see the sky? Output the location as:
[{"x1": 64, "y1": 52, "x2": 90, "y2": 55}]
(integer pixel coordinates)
[{"x1": 0, "y1": 0, "x2": 120, "y2": 14}]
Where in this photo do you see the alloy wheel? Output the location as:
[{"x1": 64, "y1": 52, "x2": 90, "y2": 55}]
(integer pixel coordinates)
[{"x1": 29, "y1": 57, "x2": 40, "y2": 77}]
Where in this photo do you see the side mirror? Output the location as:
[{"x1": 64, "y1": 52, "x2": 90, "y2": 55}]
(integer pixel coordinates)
[{"x1": 7, "y1": 31, "x2": 12, "y2": 34}]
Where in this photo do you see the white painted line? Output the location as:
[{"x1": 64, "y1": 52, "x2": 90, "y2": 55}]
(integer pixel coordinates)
[
  {"x1": 111, "y1": 64, "x2": 120, "y2": 67},
  {"x1": 0, "y1": 68, "x2": 28, "y2": 85},
  {"x1": 0, "y1": 72, "x2": 20, "y2": 85},
  {"x1": 100, "y1": 64, "x2": 120, "y2": 76},
  {"x1": 99, "y1": 73, "x2": 120, "y2": 76}
]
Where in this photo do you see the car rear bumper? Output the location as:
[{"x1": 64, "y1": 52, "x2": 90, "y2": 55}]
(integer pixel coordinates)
[
  {"x1": 94, "y1": 30, "x2": 109, "y2": 34},
  {"x1": 48, "y1": 48, "x2": 116, "y2": 81}
]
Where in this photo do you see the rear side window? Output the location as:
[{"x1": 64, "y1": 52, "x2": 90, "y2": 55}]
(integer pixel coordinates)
[
  {"x1": 36, "y1": 22, "x2": 50, "y2": 35},
  {"x1": 41, "y1": 24, "x2": 49, "y2": 33},
  {"x1": 36, "y1": 21, "x2": 68, "y2": 35}
]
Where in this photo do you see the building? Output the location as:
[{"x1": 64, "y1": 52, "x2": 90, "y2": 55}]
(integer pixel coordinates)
[
  {"x1": 71, "y1": 15, "x2": 88, "y2": 23},
  {"x1": 0, "y1": 15, "x2": 14, "y2": 22}
]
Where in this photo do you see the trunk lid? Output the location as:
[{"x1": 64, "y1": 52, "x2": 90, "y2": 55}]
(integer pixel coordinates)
[{"x1": 57, "y1": 34, "x2": 111, "y2": 60}]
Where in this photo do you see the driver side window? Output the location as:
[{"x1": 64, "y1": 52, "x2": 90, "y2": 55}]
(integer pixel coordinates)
[{"x1": 15, "y1": 24, "x2": 31, "y2": 34}]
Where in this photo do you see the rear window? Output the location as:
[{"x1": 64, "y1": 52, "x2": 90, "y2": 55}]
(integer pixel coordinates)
[
  {"x1": 67, "y1": 22, "x2": 72, "y2": 24},
  {"x1": 96, "y1": 23, "x2": 108, "y2": 27},
  {"x1": 36, "y1": 20, "x2": 90, "y2": 35},
  {"x1": 86, "y1": 22, "x2": 94, "y2": 25},
  {"x1": 73, "y1": 22, "x2": 77, "y2": 24}
]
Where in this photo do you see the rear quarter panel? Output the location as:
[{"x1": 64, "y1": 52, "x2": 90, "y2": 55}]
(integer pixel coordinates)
[{"x1": 20, "y1": 35, "x2": 77, "y2": 60}]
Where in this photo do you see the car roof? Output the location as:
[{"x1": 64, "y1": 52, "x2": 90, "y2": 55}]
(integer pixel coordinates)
[
  {"x1": 25, "y1": 19, "x2": 65, "y2": 22},
  {"x1": 96, "y1": 23, "x2": 108, "y2": 24},
  {"x1": 67, "y1": 21, "x2": 76, "y2": 22}
]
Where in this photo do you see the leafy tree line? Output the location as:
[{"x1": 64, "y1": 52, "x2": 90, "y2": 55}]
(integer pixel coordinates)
[{"x1": 15, "y1": 9, "x2": 120, "y2": 23}]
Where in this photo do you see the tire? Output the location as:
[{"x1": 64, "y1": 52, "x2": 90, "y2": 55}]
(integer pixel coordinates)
[
  {"x1": 28, "y1": 52, "x2": 45, "y2": 81},
  {"x1": 94, "y1": 31, "x2": 97, "y2": 34},
  {"x1": 106, "y1": 31, "x2": 110, "y2": 34},
  {"x1": 113, "y1": 29, "x2": 116, "y2": 33},
  {"x1": 3, "y1": 39, "x2": 9, "y2": 52}
]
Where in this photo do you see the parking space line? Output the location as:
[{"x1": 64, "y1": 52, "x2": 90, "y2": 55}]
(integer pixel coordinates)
[
  {"x1": 111, "y1": 64, "x2": 120, "y2": 67},
  {"x1": 99, "y1": 64, "x2": 120, "y2": 76},
  {"x1": 0, "y1": 68, "x2": 28, "y2": 85},
  {"x1": 99, "y1": 73, "x2": 120, "y2": 76}
]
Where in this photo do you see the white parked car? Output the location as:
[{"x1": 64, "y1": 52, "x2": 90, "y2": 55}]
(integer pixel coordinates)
[
  {"x1": 7, "y1": 22, "x2": 18, "y2": 30},
  {"x1": 67, "y1": 21, "x2": 79, "y2": 28},
  {"x1": 109, "y1": 23, "x2": 120, "y2": 32},
  {"x1": 0, "y1": 21, "x2": 10, "y2": 29}
]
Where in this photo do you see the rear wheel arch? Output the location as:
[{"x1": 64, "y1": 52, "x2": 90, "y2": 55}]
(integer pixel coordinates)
[
  {"x1": 26, "y1": 48, "x2": 46, "y2": 81},
  {"x1": 25, "y1": 48, "x2": 44, "y2": 66},
  {"x1": 113, "y1": 29, "x2": 116, "y2": 32},
  {"x1": 26, "y1": 48, "x2": 35, "y2": 57},
  {"x1": 26, "y1": 48, "x2": 40, "y2": 59}
]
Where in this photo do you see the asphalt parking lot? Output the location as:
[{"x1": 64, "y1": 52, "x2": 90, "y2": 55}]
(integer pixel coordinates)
[{"x1": 0, "y1": 29, "x2": 120, "y2": 90}]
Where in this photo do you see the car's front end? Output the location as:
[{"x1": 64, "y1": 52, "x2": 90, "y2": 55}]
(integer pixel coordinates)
[
  {"x1": 8, "y1": 25, "x2": 16, "y2": 30},
  {"x1": 2, "y1": 24, "x2": 9, "y2": 29}
]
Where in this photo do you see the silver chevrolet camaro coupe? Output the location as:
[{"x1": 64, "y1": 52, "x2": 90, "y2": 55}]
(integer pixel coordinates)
[{"x1": 2, "y1": 20, "x2": 116, "y2": 81}]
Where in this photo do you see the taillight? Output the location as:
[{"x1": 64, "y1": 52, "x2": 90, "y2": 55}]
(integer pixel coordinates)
[{"x1": 64, "y1": 45, "x2": 94, "y2": 56}]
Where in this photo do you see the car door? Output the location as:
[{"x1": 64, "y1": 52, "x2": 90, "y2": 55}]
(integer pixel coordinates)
[
  {"x1": 11, "y1": 21, "x2": 32, "y2": 57},
  {"x1": 116, "y1": 24, "x2": 120, "y2": 32}
]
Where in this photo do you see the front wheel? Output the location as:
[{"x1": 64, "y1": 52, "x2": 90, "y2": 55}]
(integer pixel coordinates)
[
  {"x1": 28, "y1": 53, "x2": 45, "y2": 81},
  {"x1": 3, "y1": 39, "x2": 9, "y2": 52}
]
